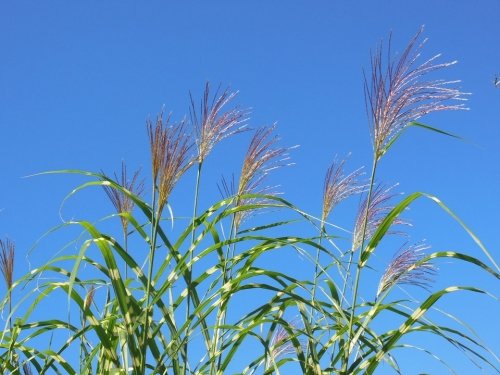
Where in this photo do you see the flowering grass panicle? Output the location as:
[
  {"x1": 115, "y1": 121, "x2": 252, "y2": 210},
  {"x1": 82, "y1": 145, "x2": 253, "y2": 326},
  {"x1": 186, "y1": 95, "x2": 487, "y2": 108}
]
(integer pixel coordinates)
[
  {"x1": 0, "y1": 238, "x2": 15, "y2": 331},
  {"x1": 102, "y1": 161, "x2": 144, "y2": 233},
  {"x1": 321, "y1": 156, "x2": 365, "y2": 225},
  {"x1": 365, "y1": 26, "x2": 468, "y2": 159},
  {"x1": 377, "y1": 243, "x2": 435, "y2": 298},
  {"x1": 269, "y1": 320, "x2": 303, "y2": 363},
  {"x1": 0, "y1": 239, "x2": 14, "y2": 292},
  {"x1": 0, "y1": 28, "x2": 496, "y2": 375},
  {"x1": 147, "y1": 112, "x2": 193, "y2": 215},
  {"x1": 233, "y1": 125, "x2": 294, "y2": 230},
  {"x1": 190, "y1": 82, "x2": 249, "y2": 164},
  {"x1": 352, "y1": 185, "x2": 407, "y2": 251}
]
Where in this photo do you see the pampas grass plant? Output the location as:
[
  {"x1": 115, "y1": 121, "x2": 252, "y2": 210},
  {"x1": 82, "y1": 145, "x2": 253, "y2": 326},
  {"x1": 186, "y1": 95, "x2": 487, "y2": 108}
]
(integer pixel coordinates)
[{"x1": 1, "y1": 27, "x2": 498, "y2": 375}]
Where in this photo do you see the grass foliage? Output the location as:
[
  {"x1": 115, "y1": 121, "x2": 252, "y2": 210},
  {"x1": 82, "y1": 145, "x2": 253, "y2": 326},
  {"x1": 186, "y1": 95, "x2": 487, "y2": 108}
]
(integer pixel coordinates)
[{"x1": 1, "y1": 28, "x2": 498, "y2": 374}]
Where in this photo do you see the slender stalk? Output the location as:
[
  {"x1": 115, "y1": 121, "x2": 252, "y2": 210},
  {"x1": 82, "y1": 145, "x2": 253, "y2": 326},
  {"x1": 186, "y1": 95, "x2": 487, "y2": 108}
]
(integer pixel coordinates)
[
  {"x1": 311, "y1": 224, "x2": 326, "y2": 310},
  {"x1": 121, "y1": 228, "x2": 130, "y2": 370},
  {"x1": 141, "y1": 185, "x2": 158, "y2": 374},
  {"x1": 213, "y1": 213, "x2": 238, "y2": 374},
  {"x1": 80, "y1": 286, "x2": 95, "y2": 373},
  {"x1": 190, "y1": 162, "x2": 203, "y2": 246},
  {"x1": 8, "y1": 289, "x2": 12, "y2": 334},
  {"x1": 80, "y1": 301, "x2": 86, "y2": 373},
  {"x1": 226, "y1": 197, "x2": 240, "y2": 276},
  {"x1": 340, "y1": 238, "x2": 359, "y2": 313},
  {"x1": 342, "y1": 157, "x2": 378, "y2": 373},
  {"x1": 307, "y1": 224, "x2": 326, "y2": 369},
  {"x1": 123, "y1": 227, "x2": 129, "y2": 280},
  {"x1": 185, "y1": 161, "x2": 203, "y2": 375}
]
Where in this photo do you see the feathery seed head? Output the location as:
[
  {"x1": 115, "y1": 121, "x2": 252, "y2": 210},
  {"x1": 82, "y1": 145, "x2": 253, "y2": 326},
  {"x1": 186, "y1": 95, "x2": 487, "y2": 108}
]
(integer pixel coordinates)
[
  {"x1": 269, "y1": 320, "x2": 303, "y2": 361},
  {"x1": 352, "y1": 184, "x2": 408, "y2": 251},
  {"x1": 148, "y1": 110, "x2": 169, "y2": 185},
  {"x1": 190, "y1": 82, "x2": 249, "y2": 163},
  {"x1": 365, "y1": 26, "x2": 468, "y2": 159},
  {"x1": 233, "y1": 125, "x2": 295, "y2": 230},
  {"x1": 377, "y1": 243, "x2": 435, "y2": 298},
  {"x1": 102, "y1": 161, "x2": 144, "y2": 232},
  {"x1": 147, "y1": 111, "x2": 193, "y2": 215},
  {"x1": 321, "y1": 156, "x2": 365, "y2": 224},
  {"x1": 238, "y1": 125, "x2": 292, "y2": 196},
  {"x1": 0, "y1": 238, "x2": 15, "y2": 290}
]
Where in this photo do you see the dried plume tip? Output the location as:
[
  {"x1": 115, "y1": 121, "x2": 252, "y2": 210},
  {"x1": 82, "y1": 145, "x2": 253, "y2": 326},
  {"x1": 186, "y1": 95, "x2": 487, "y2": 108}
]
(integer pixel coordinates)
[
  {"x1": 365, "y1": 26, "x2": 468, "y2": 158},
  {"x1": 0, "y1": 238, "x2": 15, "y2": 290},
  {"x1": 190, "y1": 82, "x2": 249, "y2": 163},
  {"x1": 377, "y1": 243, "x2": 435, "y2": 298},
  {"x1": 102, "y1": 161, "x2": 144, "y2": 231},
  {"x1": 321, "y1": 155, "x2": 365, "y2": 224},
  {"x1": 233, "y1": 125, "x2": 295, "y2": 230},
  {"x1": 352, "y1": 184, "x2": 408, "y2": 251},
  {"x1": 147, "y1": 111, "x2": 193, "y2": 215}
]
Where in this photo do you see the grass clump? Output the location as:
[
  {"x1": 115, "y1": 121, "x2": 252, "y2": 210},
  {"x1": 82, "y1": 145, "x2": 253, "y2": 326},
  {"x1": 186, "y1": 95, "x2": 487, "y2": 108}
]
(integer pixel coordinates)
[{"x1": 1, "y1": 27, "x2": 498, "y2": 375}]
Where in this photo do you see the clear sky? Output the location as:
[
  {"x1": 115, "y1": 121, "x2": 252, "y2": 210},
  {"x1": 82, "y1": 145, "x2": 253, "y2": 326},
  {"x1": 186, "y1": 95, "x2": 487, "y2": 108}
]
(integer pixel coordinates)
[{"x1": 1, "y1": 1, "x2": 499, "y2": 374}]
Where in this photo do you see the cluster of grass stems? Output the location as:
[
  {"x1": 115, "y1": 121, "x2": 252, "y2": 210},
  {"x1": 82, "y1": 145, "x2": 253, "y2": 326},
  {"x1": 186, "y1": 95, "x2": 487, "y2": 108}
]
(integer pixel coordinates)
[{"x1": 1, "y1": 28, "x2": 498, "y2": 374}]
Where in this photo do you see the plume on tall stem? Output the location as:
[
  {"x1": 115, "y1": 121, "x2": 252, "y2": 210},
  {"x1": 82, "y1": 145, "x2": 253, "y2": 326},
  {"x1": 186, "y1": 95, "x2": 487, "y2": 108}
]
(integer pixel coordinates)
[
  {"x1": 365, "y1": 26, "x2": 468, "y2": 159},
  {"x1": 187, "y1": 84, "x2": 248, "y2": 373},
  {"x1": 312, "y1": 156, "x2": 364, "y2": 317},
  {"x1": 211, "y1": 125, "x2": 293, "y2": 374},
  {"x1": 145, "y1": 111, "x2": 193, "y2": 372},
  {"x1": 345, "y1": 27, "x2": 466, "y2": 371},
  {"x1": 188, "y1": 82, "x2": 249, "y2": 248}
]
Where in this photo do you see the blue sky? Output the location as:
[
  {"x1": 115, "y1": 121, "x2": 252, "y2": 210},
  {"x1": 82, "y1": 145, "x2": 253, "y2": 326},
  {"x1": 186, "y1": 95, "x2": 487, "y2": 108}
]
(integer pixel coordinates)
[{"x1": 1, "y1": 1, "x2": 499, "y2": 373}]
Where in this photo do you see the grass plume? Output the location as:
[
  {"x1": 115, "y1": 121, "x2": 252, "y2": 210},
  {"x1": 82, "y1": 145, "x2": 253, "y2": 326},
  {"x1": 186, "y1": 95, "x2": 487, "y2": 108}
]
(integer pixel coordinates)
[
  {"x1": 352, "y1": 184, "x2": 407, "y2": 251},
  {"x1": 268, "y1": 320, "x2": 302, "y2": 364},
  {"x1": 0, "y1": 238, "x2": 14, "y2": 292},
  {"x1": 0, "y1": 238, "x2": 15, "y2": 332},
  {"x1": 147, "y1": 111, "x2": 193, "y2": 216},
  {"x1": 233, "y1": 125, "x2": 294, "y2": 230},
  {"x1": 321, "y1": 156, "x2": 365, "y2": 225},
  {"x1": 377, "y1": 243, "x2": 435, "y2": 298},
  {"x1": 0, "y1": 28, "x2": 496, "y2": 375},
  {"x1": 365, "y1": 26, "x2": 468, "y2": 159},
  {"x1": 190, "y1": 82, "x2": 249, "y2": 164},
  {"x1": 102, "y1": 161, "x2": 144, "y2": 234}
]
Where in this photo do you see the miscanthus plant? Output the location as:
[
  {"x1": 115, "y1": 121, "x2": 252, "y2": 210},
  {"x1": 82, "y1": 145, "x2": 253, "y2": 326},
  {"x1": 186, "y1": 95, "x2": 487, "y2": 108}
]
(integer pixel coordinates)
[{"x1": 1, "y1": 27, "x2": 498, "y2": 375}]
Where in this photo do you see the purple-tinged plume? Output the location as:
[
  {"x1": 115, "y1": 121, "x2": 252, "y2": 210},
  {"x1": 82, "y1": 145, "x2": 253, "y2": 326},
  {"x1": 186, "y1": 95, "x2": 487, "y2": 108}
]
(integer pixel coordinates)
[{"x1": 365, "y1": 26, "x2": 468, "y2": 159}]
